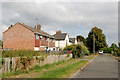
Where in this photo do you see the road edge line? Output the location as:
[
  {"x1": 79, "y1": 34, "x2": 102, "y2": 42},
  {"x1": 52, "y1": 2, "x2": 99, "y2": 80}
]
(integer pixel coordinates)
[{"x1": 69, "y1": 55, "x2": 99, "y2": 78}]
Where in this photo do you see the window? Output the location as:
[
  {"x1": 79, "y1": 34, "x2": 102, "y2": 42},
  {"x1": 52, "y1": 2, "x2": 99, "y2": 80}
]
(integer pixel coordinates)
[
  {"x1": 35, "y1": 34, "x2": 39, "y2": 40},
  {"x1": 40, "y1": 36, "x2": 43, "y2": 40},
  {"x1": 46, "y1": 37, "x2": 48, "y2": 41},
  {"x1": 49, "y1": 38, "x2": 51, "y2": 41},
  {"x1": 53, "y1": 39, "x2": 55, "y2": 42}
]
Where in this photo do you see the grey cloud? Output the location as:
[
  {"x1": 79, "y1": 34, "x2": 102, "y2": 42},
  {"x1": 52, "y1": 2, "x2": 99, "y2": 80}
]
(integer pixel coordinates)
[{"x1": 1, "y1": 2, "x2": 118, "y2": 46}]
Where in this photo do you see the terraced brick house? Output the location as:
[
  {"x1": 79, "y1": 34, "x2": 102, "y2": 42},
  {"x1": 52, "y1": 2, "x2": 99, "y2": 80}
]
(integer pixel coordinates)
[{"x1": 3, "y1": 22, "x2": 55, "y2": 51}]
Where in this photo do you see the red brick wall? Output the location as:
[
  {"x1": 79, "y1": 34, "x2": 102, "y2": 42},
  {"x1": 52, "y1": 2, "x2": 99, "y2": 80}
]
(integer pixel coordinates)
[
  {"x1": 35, "y1": 39, "x2": 40, "y2": 47},
  {"x1": 40, "y1": 37, "x2": 55, "y2": 47},
  {"x1": 49, "y1": 40, "x2": 55, "y2": 47},
  {"x1": 40, "y1": 36, "x2": 48, "y2": 46},
  {"x1": 3, "y1": 23, "x2": 35, "y2": 50}
]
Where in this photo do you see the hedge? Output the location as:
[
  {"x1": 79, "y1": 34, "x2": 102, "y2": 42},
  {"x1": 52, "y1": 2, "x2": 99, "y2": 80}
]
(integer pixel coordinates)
[
  {"x1": 2, "y1": 50, "x2": 46, "y2": 58},
  {"x1": 100, "y1": 47, "x2": 113, "y2": 53}
]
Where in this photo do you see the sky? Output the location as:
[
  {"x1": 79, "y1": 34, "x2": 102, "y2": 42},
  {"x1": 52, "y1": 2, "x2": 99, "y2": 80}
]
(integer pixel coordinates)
[{"x1": 0, "y1": 0, "x2": 119, "y2": 46}]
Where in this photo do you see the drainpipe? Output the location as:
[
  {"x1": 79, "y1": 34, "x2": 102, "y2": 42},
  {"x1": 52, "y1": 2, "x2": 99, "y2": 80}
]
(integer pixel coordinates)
[
  {"x1": 48, "y1": 37, "x2": 49, "y2": 49},
  {"x1": 40, "y1": 36, "x2": 41, "y2": 47}
]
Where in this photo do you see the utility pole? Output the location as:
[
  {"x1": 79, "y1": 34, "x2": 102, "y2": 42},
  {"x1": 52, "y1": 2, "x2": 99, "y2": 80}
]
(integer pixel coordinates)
[{"x1": 93, "y1": 31, "x2": 95, "y2": 56}]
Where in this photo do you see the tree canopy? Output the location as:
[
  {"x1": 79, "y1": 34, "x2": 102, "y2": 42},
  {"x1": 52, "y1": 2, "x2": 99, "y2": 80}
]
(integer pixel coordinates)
[
  {"x1": 86, "y1": 27, "x2": 107, "y2": 52},
  {"x1": 77, "y1": 35, "x2": 86, "y2": 46},
  {"x1": 118, "y1": 42, "x2": 120, "y2": 48},
  {"x1": 110, "y1": 43, "x2": 118, "y2": 49}
]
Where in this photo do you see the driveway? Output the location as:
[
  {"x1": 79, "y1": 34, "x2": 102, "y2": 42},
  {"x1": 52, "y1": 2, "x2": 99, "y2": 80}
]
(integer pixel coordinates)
[{"x1": 71, "y1": 54, "x2": 118, "y2": 78}]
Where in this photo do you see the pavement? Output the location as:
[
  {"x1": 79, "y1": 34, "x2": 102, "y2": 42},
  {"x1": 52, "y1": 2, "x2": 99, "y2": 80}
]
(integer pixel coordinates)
[{"x1": 71, "y1": 54, "x2": 118, "y2": 78}]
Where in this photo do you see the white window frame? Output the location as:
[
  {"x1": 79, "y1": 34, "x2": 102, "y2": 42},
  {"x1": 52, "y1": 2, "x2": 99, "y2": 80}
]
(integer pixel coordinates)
[
  {"x1": 49, "y1": 38, "x2": 51, "y2": 41},
  {"x1": 53, "y1": 39, "x2": 55, "y2": 42},
  {"x1": 40, "y1": 36, "x2": 43, "y2": 40},
  {"x1": 35, "y1": 34, "x2": 39, "y2": 40},
  {"x1": 46, "y1": 37, "x2": 48, "y2": 41}
]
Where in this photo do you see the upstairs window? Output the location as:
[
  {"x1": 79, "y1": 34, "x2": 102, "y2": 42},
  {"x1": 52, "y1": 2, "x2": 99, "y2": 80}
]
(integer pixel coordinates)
[
  {"x1": 49, "y1": 38, "x2": 51, "y2": 41},
  {"x1": 40, "y1": 36, "x2": 43, "y2": 40},
  {"x1": 35, "y1": 34, "x2": 39, "y2": 40},
  {"x1": 53, "y1": 39, "x2": 55, "y2": 42},
  {"x1": 46, "y1": 37, "x2": 48, "y2": 41}
]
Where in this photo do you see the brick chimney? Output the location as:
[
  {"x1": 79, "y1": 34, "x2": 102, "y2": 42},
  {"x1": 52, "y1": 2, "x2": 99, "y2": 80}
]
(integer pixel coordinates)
[
  {"x1": 37, "y1": 23, "x2": 41, "y2": 30},
  {"x1": 56, "y1": 30, "x2": 61, "y2": 34}
]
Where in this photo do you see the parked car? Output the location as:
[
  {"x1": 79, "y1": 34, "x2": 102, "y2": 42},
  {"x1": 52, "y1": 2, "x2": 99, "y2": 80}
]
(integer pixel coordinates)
[
  {"x1": 44, "y1": 47, "x2": 58, "y2": 51},
  {"x1": 99, "y1": 50, "x2": 103, "y2": 54}
]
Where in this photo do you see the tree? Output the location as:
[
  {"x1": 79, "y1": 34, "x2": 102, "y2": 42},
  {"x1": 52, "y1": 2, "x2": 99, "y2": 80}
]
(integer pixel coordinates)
[
  {"x1": 110, "y1": 43, "x2": 118, "y2": 56},
  {"x1": 77, "y1": 35, "x2": 86, "y2": 46},
  {"x1": 110, "y1": 43, "x2": 118, "y2": 49},
  {"x1": 118, "y1": 42, "x2": 120, "y2": 48},
  {"x1": 86, "y1": 27, "x2": 107, "y2": 52},
  {"x1": 64, "y1": 44, "x2": 89, "y2": 58}
]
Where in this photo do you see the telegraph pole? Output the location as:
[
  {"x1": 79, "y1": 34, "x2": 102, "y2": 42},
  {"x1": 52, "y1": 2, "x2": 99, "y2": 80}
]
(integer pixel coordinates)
[{"x1": 93, "y1": 31, "x2": 95, "y2": 56}]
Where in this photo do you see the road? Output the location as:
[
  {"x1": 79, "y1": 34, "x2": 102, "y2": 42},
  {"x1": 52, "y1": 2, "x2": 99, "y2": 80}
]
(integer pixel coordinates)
[{"x1": 71, "y1": 54, "x2": 118, "y2": 78}]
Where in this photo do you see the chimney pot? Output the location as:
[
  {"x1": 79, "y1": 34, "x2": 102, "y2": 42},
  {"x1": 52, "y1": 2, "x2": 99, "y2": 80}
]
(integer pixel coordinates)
[
  {"x1": 56, "y1": 30, "x2": 61, "y2": 34},
  {"x1": 37, "y1": 23, "x2": 41, "y2": 30}
]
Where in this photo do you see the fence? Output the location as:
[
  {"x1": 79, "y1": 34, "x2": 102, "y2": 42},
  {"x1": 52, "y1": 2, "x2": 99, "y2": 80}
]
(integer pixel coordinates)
[{"x1": 2, "y1": 54, "x2": 72, "y2": 73}]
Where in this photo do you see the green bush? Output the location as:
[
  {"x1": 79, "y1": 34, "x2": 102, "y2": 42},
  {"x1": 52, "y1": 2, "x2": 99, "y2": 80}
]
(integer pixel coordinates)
[
  {"x1": 64, "y1": 44, "x2": 89, "y2": 58},
  {"x1": 100, "y1": 47, "x2": 120, "y2": 57},
  {"x1": 100, "y1": 47, "x2": 113, "y2": 53},
  {"x1": 67, "y1": 53, "x2": 70, "y2": 57}
]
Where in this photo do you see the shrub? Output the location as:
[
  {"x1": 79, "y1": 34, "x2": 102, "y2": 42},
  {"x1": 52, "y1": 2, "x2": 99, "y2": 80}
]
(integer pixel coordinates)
[
  {"x1": 2, "y1": 50, "x2": 45, "y2": 58},
  {"x1": 64, "y1": 44, "x2": 89, "y2": 58},
  {"x1": 111, "y1": 51, "x2": 114, "y2": 54},
  {"x1": 100, "y1": 47, "x2": 113, "y2": 53},
  {"x1": 67, "y1": 53, "x2": 70, "y2": 57}
]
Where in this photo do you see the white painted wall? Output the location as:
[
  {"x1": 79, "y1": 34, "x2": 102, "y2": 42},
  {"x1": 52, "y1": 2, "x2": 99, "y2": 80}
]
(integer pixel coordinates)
[
  {"x1": 34, "y1": 47, "x2": 39, "y2": 51},
  {"x1": 75, "y1": 38, "x2": 77, "y2": 44},
  {"x1": 68, "y1": 42, "x2": 72, "y2": 45},
  {"x1": 55, "y1": 34, "x2": 70, "y2": 49}
]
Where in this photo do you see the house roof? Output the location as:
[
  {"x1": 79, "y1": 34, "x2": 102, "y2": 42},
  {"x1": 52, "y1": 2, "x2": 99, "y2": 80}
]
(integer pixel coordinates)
[
  {"x1": 53, "y1": 33, "x2": 67, "y2": 40},
  {"x1": 18, "y1": 22, "x2": 55, "y2": 38},
  {"x1": 69, "y1": 38, "x2": 75, "y2": 43}
]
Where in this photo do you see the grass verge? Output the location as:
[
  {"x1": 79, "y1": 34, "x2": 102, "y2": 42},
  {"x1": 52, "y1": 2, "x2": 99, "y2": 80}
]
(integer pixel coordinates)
[
  {"x1": 3, "y1": 58, "x2": 88, "y2": 78},
  {"x1": 2, "y1": 58, "x2": 75, "y2": 78},
  {"x1": 34, "y1": 60, "x2": 88, "y2": 78},
  {"x1": 85, "y1": 56, "x2": 94, "y2": 60}
]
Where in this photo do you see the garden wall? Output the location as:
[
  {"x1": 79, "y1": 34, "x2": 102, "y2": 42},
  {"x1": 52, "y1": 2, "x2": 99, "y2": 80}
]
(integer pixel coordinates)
[{"x1": 2, "y1": 54, "x2": 72, "y2": 73}]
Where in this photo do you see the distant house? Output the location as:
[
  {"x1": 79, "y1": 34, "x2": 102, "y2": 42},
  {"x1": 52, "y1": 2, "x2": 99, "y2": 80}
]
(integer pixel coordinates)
[
  {"x1": 69, "y1": 38, "x2": 77, "y2": 45},
  {"x1": 53, "y1": 30, "x2": 69, "y2": 49},
  {"x1": 3, "y1": 22, "x2": 55, "y2": 51}
]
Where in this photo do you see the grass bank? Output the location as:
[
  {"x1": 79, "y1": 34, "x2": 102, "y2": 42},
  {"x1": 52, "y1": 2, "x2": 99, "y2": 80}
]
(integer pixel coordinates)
[
  {"x1": 34, "y1": 60, "x2": 88, "y2": 78},
  {"x1": 85, "y1": 56, "x2": 94, "y2": 60},
  {"x1": 3, "y1": 59, "x2": 88, "y2": 78}
]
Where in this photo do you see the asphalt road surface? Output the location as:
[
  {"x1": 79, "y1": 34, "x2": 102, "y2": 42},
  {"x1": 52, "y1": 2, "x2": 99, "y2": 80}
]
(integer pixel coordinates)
[{"x1": 71, "y1": 54, "x2": 118, "y2": 78}]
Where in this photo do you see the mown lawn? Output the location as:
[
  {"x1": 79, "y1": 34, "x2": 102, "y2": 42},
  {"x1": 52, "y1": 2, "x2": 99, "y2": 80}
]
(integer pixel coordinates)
[
  {"x1": 34, "y1": 60, "x2": 88, "y2": 78},
  {"x1": 85, "y1": 56, "x2": 94, "y2": 60}
]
